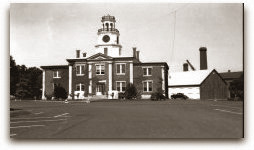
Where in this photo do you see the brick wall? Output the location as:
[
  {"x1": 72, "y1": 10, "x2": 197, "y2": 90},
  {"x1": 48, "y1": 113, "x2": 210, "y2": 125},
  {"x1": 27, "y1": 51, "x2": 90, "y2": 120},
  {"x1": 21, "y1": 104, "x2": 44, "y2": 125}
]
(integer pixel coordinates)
[
  {"x1": 133, "y1": 65, "x2": 163, "y2": 96},
  {"x1": 45, "y1": 68, "x2": 69, "y2": 97}
]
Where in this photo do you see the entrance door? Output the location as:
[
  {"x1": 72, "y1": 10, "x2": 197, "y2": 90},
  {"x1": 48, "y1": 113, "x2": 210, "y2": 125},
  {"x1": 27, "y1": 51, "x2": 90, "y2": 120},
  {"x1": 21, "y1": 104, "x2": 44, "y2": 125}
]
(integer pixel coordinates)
[{"x1": 96, "y1": 83, "x2": 105, "y2": 95}]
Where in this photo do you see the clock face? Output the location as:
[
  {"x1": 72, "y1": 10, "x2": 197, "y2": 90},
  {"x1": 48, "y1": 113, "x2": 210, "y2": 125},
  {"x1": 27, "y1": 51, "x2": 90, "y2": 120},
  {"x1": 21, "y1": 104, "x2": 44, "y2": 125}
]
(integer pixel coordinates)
[{"x1": 102, "y1": 35, "x2": 110, "y2": 43}]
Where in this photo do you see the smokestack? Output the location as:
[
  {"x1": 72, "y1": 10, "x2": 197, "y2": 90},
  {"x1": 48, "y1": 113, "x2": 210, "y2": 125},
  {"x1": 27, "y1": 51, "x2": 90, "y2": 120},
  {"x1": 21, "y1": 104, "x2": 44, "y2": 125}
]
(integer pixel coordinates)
[
  {"x1": 136, "y1": 51, "x2": 140, "y2": 61},
  {"x1": 199, "y1": 47, "x2": 207, "y2": 70},
  {"x1": 76, "y1": 50, "x2": 80, "y2": 58},
  {"x1": 183, "y1": 63, "x2": 188, "y2": 71},
  {"x1": 82, "y1": 52, "x2": 87, "y2": 58},
  {"x1": 133, "y1": 47, "x2": 136, "y2": 58}
]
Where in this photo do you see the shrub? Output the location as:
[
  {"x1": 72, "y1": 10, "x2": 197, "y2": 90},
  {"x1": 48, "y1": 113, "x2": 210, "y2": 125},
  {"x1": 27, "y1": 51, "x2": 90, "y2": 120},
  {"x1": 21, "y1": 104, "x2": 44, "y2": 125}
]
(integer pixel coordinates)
[
  {"x1": 54, "y1": 86, "x2": 68, "y2": 100},
  {"x1": 171, "y1": 93, "x2": 188, "y2": 100},
  {"x1": 124, "y1": 83, "x2": 139, "y2": 100},
  {"x1": 151, "y1": 92, "x2": 166, "y2": 101}
]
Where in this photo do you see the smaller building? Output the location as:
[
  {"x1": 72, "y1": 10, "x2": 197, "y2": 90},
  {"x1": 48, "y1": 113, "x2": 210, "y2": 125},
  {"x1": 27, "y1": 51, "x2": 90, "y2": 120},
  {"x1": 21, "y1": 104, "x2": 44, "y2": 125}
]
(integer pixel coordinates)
[
  {"x1": 220, "y1": 71, "x2": 243, "y2": 98},
  {"x1": 168, "y1": 69, "x2": 228, "y2": 100}
]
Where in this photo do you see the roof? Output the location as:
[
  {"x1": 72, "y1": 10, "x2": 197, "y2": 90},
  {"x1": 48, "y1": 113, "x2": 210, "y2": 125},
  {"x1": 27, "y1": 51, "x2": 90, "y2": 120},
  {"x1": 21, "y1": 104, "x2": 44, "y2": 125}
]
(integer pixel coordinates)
[
  {"x1": 220, "y1": 71, "x2": 243, "y2": 80},
  {"x1": 134, "y1": 62, "x2": 169, "y2": 69},
  {"x1": 168, "y1": 69, "x2": 215, "y2": 87},
  {"x1": 41, "y1": 65, "x2": 68, "y2": 69}
]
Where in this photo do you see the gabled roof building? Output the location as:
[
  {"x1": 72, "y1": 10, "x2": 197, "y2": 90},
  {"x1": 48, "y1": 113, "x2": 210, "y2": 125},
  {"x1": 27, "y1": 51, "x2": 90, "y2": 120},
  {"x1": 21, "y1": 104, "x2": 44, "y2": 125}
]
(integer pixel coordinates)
[{"x1": 168, "y1": 69, "x2": 228, "y2": 100}]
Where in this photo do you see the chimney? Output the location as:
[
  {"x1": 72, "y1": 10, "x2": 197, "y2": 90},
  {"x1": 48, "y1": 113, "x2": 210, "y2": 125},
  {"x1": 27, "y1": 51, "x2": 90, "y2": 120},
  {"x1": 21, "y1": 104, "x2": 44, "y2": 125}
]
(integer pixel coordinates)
[
  {"x1": 82, "y1": 52, "x2": 87, "y2": 58},
  {"x1": 183, "y1": 63, "x2": 188, "y2": 71},
  {"x1": 199, "y1": 47, "x2": 207, "y2": 70},
  {"x1": 136, "y1": 51, "x2": 140, "y2": 61},
  {"x1": 76, "y1": 50, "x2": 80, "y2": 58},
  {"x1": 133, "y1": 47, "x2": 136, "y2": 58}
]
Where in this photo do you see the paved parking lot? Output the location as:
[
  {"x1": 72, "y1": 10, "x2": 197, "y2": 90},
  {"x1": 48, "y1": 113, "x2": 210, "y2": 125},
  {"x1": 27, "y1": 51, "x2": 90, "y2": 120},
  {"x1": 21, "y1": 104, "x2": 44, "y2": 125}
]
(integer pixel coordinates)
[{"x1": 10, "y1": 100, "x2": 243, "y2": 138}]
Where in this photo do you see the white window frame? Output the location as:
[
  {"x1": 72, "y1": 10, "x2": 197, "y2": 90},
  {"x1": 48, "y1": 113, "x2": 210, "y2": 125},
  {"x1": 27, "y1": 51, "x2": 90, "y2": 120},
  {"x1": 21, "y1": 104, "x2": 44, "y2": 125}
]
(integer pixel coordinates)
[
  {"x1": 96, "y1": 64, "x2": 105, "y2": 75},
  {"x1": 116, "y1": 63, "x2": 126, "y2": 75},
  {"x1": 76, "y1": 64, "x2": 85, "y2": 76},
  {"x1": 142, "y1": 67, "x2": 152, "y2": 76},
  {"x1": 116, "y1": 81, "x2": 126, "y2": 92},
  {"x1": 142, "y1": 80, "x2": 153, "y2": 92},
  {"x1": 53, "y1": 71, "x2": 61, "y2": 78},
  {"x1": 76, "y1": 83, "x2": 85, "y2": 91}
]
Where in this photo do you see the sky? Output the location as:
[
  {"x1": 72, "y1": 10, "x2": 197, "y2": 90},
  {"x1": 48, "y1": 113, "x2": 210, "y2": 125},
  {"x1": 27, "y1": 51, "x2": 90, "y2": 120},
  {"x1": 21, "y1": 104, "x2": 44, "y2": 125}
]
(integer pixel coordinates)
[{"x1": 10, "y1": 3, "x2": 243, "y2": 72}]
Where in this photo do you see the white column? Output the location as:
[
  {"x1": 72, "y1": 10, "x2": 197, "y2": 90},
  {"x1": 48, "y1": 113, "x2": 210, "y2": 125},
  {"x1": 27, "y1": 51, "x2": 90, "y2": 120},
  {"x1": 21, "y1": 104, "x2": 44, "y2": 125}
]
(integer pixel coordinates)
[
  {"x1": 161, "y1": 67, "x2": 165, "y2": 92},
  {"x1": 108, "y1": 63, "x2": 113, "y2": 93},
  {"x1": 130, "y1": 62, "x2": 133, "y2": 84},
  {"x1": 42, "y1": 70, "x2": 46, "y2": 100},
  {"x1": 89, "y1": 64, "x2": 92, "y2": 94},
  {"x1": 68, "y1": 65, "x2": 72, "y2": 99}
]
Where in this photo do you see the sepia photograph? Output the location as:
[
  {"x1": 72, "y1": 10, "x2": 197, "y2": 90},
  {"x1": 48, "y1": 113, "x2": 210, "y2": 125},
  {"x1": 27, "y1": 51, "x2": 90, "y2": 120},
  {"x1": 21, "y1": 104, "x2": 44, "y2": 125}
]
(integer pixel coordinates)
[{"x1": 10, "y1": 3, "x2": 243, "y2": 139}]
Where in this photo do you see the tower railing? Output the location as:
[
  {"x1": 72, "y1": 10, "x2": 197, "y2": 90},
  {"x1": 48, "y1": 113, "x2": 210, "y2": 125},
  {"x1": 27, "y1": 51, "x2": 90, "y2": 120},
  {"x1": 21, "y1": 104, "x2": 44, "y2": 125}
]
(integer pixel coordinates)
[{"x1": 98, "y1": 28, "x2": 119, "y2": 33}]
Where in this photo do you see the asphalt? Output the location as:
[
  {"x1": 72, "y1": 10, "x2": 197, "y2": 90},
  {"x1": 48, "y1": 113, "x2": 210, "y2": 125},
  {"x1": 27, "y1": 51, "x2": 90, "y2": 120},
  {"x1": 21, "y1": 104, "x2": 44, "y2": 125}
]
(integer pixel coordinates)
[{"x1": 10, "y1": 100, "x2": 243, "y2": 139}]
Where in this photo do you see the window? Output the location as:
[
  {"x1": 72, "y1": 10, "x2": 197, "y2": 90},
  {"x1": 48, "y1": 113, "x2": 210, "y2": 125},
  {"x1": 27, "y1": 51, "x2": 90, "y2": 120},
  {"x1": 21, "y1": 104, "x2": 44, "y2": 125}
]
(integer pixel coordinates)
[
  {"x1": 53, "y1": 71, "x2": 61, "y2": 78},
  {"x1": 76, "y1": 65, "x2": 85, "y2": 76},
  {"x1": 104, "y1": 48, "x2": 108, "y2": 55},
  {"x1": 116, "y1": 81, "x2": 126, "y2": 92},
  {"x1": 143, "y1": 81, "x2": 153, "y2": 92},
  {"x1": 76, "y1": 83, "x2": 85, "y2": 91},
  {"x1": 143, "y1": 67, "x2": 152, "y2": 76},
  {"x1": 116, "y1": 63, "x2": 126, "y2": 74},
  {"x1": 96, "y1": 64, "x2": 105, "y2": 75}
]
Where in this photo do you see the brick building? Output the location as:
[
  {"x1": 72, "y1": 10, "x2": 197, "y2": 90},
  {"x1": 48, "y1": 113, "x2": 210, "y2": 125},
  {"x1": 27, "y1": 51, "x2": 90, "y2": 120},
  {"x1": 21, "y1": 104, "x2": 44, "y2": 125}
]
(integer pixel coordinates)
[{"x1": 41, "y1": 15, "x2": 168, "y2": 100}]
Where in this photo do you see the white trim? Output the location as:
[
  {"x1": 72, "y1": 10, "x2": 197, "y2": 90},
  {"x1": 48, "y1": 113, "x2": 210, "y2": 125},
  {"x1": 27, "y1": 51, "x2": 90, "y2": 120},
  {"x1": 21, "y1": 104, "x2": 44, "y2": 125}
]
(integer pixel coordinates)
[
  {"x1": 142, "y1": 67, "x2": 152, "y2": 76},
  {"x1": 116, "y1": 63, "x2": 126, "y2": 75},
  {"x1": 161, "y1": 67, "x2": 165, "y2": 91},
  {"x1": 42, "y1": 70, "x2": 46, "y2": 100},
  {"x1": 68, "y1": 65, "x2": 72, "y2": 99},
  {"x1": 108, "y1": 63, "x2": 113, "y2": 93},
  {"x1": 76, "y1": 83, "x2": 85, "y2": 91},
  {"x1": 95, "y1": 64, "x2": 105, "y2": 75},
  {"x1": 53, "y1": 71, "x2": 61, "y2": 78},
  {"x1": 130, "y1": 62, "x2": 133, "y2": 84},
  {"x1": 76, "y1": 64, "x2": 85, "y2": 76},
  {"x1": 116, "y1": 81, "x2": 126, "y2": 92},
  {"x1": 142, "y1": 80, "x2": 153, "y2": 92}
]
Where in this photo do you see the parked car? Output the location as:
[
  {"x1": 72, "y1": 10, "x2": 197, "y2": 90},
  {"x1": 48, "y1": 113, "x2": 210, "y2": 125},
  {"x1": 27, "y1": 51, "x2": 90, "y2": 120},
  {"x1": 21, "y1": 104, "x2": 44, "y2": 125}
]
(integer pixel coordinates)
[{"x1": 171, "y1": 93, "x2": 188, "y2": 100}]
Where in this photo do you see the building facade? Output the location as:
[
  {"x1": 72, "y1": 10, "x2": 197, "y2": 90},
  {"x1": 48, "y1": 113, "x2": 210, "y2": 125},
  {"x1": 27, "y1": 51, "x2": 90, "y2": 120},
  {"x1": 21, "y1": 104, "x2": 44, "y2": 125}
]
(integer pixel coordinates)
[{"x1": 41, "y1": 15, "x2": 168, "y2": 100}]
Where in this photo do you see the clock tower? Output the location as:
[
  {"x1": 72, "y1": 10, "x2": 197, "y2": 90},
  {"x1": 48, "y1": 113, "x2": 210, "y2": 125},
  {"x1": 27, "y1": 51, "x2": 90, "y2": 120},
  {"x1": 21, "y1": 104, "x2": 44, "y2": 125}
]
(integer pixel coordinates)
[{"x1": 95, "y1": 15, "x2": 122, "y2": 57}]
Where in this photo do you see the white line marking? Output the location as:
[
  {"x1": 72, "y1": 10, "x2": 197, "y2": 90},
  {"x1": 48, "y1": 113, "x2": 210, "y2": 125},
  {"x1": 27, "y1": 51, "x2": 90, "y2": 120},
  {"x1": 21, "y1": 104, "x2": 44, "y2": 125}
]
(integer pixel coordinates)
[
  {"x1": 11, "y1": 118, "x2": 67, "y2": 124},
  {"x1": 10, "y1": 125, "x2": 45, "y2": 129},
  {"x1": 10, "y1": 134, "x2": 16, "y2": 136},
  {"x1": 11, "y1": 115, "x2": 71, "y2": 120},
  {"x1": 214, "y1": 109, "x2": 243, "y2": 115},
  {"x1": 211, "y1": 104, "x2": 241, "y2": 109},
  {"x1": 54, "y1": 113, "x2": 69, "y2": 118},
  {"x1": 34, "y1": 112, "x2": 44, "y2": 115}
]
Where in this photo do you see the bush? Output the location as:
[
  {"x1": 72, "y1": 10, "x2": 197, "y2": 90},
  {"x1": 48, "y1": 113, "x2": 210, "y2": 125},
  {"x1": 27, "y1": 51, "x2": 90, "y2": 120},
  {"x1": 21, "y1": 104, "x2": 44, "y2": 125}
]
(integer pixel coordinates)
[
  {"x1": 124, "y1": 83, "x2": 140, "y2": 100},
  {"x1": 54, "y1": 86, "x2": 68, "y2": 100},
  {"x1": 151, "y1": 92, "x2": 166, "y2": 101},
  {"x1": 171, "y1": 93, "x2": 188, "y2": 100}
]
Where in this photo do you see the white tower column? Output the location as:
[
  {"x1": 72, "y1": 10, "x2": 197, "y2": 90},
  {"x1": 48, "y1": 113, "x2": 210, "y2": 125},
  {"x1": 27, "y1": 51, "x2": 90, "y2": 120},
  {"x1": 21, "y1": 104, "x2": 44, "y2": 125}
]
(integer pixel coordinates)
[
  {"x1": 88, "y1": 64, "x2": 92, "y2": 94},
  {"x1": 108, "y1": 62, "x2": 113, "y2": 99},
  {"x1": 161, "y1": 66, "x2": 165, "y2": 93},
  {"x1": 130, "y1": 62, "x2": 133, "y2": 84},
  {"x1": 68, "y1": 65, "x2": 72, "y2": 99},
  {"x1": 42, "y1": 70, "x2": 46, "y2": 100}
]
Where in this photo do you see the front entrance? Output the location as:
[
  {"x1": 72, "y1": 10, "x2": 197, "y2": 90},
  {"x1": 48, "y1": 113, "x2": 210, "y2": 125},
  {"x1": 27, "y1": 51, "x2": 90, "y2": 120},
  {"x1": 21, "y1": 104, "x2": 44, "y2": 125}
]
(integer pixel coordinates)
[{"x1": 96, "y1": 83, "x2": 105, "y2": 95}]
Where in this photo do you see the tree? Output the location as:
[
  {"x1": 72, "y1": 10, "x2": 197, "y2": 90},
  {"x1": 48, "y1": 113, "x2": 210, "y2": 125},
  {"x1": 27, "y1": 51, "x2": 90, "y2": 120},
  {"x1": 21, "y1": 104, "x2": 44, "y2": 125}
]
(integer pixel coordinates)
[
  {"x1": 54, "y1": 85, "x2": 68, "y2": 100},
  {"x1": 229, "y1": 73, "x2": 244, "y2": 100},
  {"x1": 10, "y1": 56, "x2": 19, "y2": 95},
  {"x1": 10, "y1": 56, "x2": 42, "y2": 99},
  {"x1": 124, "y1": 83, "x2": 140, "y2": 100}
]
